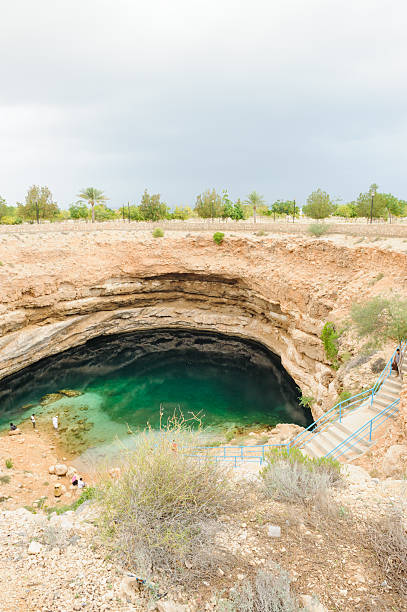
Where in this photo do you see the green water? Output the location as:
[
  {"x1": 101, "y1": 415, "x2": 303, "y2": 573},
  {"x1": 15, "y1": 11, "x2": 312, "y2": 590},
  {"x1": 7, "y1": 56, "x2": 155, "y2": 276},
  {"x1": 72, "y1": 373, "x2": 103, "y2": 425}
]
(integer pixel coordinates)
[{"x1": 0, "y1": 330, "x2": 310, "y2": 455}]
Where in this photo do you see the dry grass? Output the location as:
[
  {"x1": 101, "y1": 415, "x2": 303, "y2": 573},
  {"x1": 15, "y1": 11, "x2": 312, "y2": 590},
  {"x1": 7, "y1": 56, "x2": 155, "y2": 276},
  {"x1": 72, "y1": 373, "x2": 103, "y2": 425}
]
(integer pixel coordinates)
[
  {"x1": 366, "y1": 511, "x2": 407, "y2": 596},
  {"x1": 98, "y1": 428, "x2": 242, "y2": 584}
]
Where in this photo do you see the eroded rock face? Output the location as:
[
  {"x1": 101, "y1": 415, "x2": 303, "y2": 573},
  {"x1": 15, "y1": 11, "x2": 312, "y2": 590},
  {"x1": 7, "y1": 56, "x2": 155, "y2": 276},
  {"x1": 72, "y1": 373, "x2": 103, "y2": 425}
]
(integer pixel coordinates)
[{"x1": 1, "y1": 231, "x2": 406, "y2": 416}]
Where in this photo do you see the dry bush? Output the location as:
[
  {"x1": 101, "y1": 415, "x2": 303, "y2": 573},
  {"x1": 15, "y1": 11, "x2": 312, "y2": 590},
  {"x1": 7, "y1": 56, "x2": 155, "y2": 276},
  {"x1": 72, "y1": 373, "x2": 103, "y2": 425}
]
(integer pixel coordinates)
[
  {"x1": 98, "y1": 425, "x2": 240, "y2": 584},
  {"x1": 366, "y1": 511, "x2": 407, "y2": 596},
  {"x1": 217, "y1": 564, "x2": 300, "y2": 612},
  {"x1": 260, "y1": 448, "x2": 342, "y2": 506},
  {"x1": 41, "y1": 523, "x2": 70, "y2": 549}
]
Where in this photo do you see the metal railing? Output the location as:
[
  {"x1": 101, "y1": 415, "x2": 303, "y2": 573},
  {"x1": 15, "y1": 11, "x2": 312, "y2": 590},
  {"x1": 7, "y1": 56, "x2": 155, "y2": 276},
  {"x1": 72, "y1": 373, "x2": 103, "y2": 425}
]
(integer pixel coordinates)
[{"x1": 189, "y1": 340, "x2": 406, "y2": 465}]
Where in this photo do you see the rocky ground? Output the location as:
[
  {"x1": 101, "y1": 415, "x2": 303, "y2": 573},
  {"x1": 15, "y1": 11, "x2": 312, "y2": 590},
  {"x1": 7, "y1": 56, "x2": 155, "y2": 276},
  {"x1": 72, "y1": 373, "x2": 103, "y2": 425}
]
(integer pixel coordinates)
[{"x1": 0, "y1": 462, "x2": 406, "y2": 612}]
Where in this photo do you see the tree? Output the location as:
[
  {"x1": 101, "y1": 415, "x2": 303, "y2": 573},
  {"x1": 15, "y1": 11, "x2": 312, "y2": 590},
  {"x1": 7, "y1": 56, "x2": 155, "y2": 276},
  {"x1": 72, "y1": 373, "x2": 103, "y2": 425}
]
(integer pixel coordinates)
[
  {"x1": 354, "y1": 191, "x2": 387, "y2": 220},
  {"x1": 93, "y1": 204, "x2": 116, "y2": 221},
  {"x1": 270, "y1": 200, "x2": 297, "y2": 219},
  {"x1": 221, "y1": 191, "x2": 234, "y2": 219},
  {"x1": 118, "y1": 204, "x2": 144, "y2": 221},
  {"x1": 0, "y1": 196, "x2": 20, "y2": 223},
  {"x1": 303, "y1": 189, "x2": 335, "y2": 219},
  {"x1": 171, "y1": 206, "x2": 193, "y2": 220},
  {"x1": 69, "y1": 201, "x2": 89, "y2": 219},
  {"x1": 77, "y1": 187, "x2": 107, "y2": 223},
  {"x1": 17, "y1": 185, "x2": 59, "y2": 222},
  {"x1": 231, "y1": 199, "x2": 244, "y2": 220},
  {"x1": 334, "y1": 203, "x2": 357, "y2": 218},
  {"x1": 139, "y1": 189, "x2": 168, "y2": 221},
  {"x1": 245, "y1": 191, "x2": 265, "y2": 223},
  {"x1": 194, "y1": 189, "x2": 223, "y2": 219}
]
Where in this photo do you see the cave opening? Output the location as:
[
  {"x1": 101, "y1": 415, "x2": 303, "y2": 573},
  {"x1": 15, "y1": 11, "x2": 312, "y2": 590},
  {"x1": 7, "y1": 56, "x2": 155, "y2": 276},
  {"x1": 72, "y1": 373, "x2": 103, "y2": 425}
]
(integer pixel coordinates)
[{"x1": 0, "y1": 328, "x2": 312, "y2": 452}]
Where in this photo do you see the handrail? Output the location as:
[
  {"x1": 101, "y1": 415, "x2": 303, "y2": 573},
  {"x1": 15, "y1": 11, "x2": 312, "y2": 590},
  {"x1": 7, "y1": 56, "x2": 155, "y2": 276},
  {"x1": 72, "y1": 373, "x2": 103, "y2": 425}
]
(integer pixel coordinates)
[
  {"x1": 189, "y1": 340, "x2": 406, "y2": 465},
  {"x1": 325, "y1": 399, "x2": 400, "y2": 460}
]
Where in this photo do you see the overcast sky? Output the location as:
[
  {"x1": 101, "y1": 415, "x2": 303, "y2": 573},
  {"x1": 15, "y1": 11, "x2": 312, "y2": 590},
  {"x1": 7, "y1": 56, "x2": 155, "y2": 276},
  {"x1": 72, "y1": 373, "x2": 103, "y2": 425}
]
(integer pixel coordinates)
[{"x1": 1, "y1": 0, "x2": 406, "y2": 209}]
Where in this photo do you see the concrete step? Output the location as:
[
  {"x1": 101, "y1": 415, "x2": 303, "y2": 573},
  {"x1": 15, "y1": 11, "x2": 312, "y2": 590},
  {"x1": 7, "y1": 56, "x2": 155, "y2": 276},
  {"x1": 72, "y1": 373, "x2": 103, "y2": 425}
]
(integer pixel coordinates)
[{"x1": 373, "y1": 396, "x2": 399, "y2": 410}]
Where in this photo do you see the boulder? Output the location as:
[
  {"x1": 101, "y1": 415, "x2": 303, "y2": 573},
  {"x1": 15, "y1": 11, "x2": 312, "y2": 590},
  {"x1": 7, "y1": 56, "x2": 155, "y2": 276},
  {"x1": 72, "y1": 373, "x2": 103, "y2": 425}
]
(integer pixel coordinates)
[
  {"x1": 28, "y1": 541, "x2": 43, "y2": 555},
  {"x1": 382, "y1": 444, "x2": 407, "y2": 477},
  {"x1": 54, "y1": 464, "x2": 68, "y2": 476},
  {"x1": 66, "y1": 466, "x2": 77, "y2": 478},
  {"x1": 341, "y1": 464, "x2": 371, "y2": 486},
  {"x1": 267, "y1": 525, "x2": 281, "y2": 538},
  {"x1": 48, "y1": 465, "x2": 55, "y2": 474}
]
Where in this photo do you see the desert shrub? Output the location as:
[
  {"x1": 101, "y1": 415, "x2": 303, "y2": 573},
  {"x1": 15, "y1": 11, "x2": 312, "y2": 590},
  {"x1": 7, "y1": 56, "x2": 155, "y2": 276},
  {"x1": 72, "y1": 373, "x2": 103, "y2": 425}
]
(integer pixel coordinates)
[
  {"x1": 321, "y1": 322, "x2": 339, "y2": 366},
  {"x1": 338, "y1": 389, "x2": 352, "y2": 402},
  {"x1": 45, "y1": 486, "x2": 96, "y2": 515},
  {"x1": 0, "y1": 475, "x2": 10, "y2": 484},
  {"x1": 5, "y1": 458, "x2": 13, "y2": 469},
  {"x1": 366, "y1": 511, "x2": 407, "y2": 595},
  {"x1": 218, "y1": 565, "x2": 300, "y2": 611},
  {"x1": 308, "y1": 223, "x2": 329, "y2": 237},
  {"x1": 299, "y1": 395, "x2": 315, "y2": 409},
  {"x1": 368, "y1": 272, "x2": 384, "y2": 286},
  {"x1": 370, "y1": 357, "x2": 386, "y2": 373},
  {"x1": 260, "y1": 447, "x2": 341, "y2": 504},
  {"x1": 98, "y1": 431, "x2": 239, "y2": 584},
  {"x1": 351, "y1": 296, "x2": 407, "y2": 345},
  {"x1": 152, "y1": 227, "x2": 164, "y2": 238},
  {"x1": 41, "y1": 523, "x2": 70, "y2": 549},
  {"x1": 213, "y1": 232, "x2": 225, "y2": 245},
  {"x1": 255, "y1": 229, "x2": 268, "y2": 236}
]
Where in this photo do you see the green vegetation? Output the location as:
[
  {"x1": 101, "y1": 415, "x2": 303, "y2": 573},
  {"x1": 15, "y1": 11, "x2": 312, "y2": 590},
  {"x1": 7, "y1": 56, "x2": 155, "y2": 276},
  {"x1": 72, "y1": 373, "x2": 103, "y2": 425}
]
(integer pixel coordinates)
[
  {"x1": 45, "y1": 486, "x2": 96, "y2": 515},
  {"x1": 269, "y1": 199, "x2": 298, "y2": 219},
  {"x1": 0, "y1": 475, "x2": 10, "y2": 484},
  {"x1": 245, "y1": 190, "x2": 265, "y2": 223},
  {"x1": 139, "y1": 189, "x2": 168, "y2": 221},
  {"x1": 303, "y1": 188, "x2": 335, "y2": 219},
  {"x1": 368, "y1": 272, "x2": 384, "y2": 286},
  {"x1": 152, "y1": 227, "x2": 164, "y2": 238},
  {"x1": 321, "y1": 322, "x2": 339, "y2": 366},
  {"x1": 260, "y1": 447, "x2": 341, "y2": 504},
  {"x1": 308, "y1": 222, "x2": 329, "y2": 237},
  {"x1": 338, "y1": 390, "x2": 352, "y2": 402},
  {"x1": 213, "y1": 232, "x2": 225, "y2": 245},
  {"x1": 5, "y1": 458, "x2": 13, "y2": 469},
  {"x1": 17, "y1": 185, "x2": 60, "y2": 222},
  {"x1": 351, "y1": 296, "x2": 407, "y2": 345},
  {"x1": 298, "y1": 395, "x2": 315, "y2": 409},
  {"x1": 98, "y1": 430, "x2": 239, "y2": 584},
  {"x1": 77, "y1": 187, "x2": 108, "y2": 223}
]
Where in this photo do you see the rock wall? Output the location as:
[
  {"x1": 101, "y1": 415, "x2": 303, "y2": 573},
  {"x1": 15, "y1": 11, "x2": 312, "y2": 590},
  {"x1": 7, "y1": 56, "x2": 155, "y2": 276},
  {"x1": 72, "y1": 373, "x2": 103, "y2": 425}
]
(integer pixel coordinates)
[{"x1": 1, "y1": 231, "x2": 406, "y2": 417}]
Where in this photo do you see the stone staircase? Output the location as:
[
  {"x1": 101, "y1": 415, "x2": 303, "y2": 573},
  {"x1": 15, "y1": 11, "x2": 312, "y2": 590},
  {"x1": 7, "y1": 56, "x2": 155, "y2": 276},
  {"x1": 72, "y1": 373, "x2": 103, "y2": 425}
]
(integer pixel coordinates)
[{"x1": 302, "y1": 363, "x2": 406, "y2": 461}]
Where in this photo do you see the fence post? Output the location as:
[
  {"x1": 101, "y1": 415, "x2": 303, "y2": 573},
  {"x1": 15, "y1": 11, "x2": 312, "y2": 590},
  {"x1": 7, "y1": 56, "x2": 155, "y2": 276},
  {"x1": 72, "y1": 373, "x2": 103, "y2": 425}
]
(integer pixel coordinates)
[
  {"x1": 339, "y1": 403, "x2": 342, "y2": 423},
  {"x1": 369, "y1": 420, "x2": 373, "y2": 442},
  {"x1": 287, "y1": 443, "x2": 290, "y2": 455},
  {"x1": 371, "y1": 389, "x2": 374, "y2": 406}
]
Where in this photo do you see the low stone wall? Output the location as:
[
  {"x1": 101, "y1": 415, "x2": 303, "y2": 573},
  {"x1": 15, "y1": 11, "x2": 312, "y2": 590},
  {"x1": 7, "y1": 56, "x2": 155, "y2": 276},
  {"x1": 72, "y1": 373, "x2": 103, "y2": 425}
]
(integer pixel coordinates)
[{"x1": 1, "y1": 219, "x2": 407, "y2": 238}]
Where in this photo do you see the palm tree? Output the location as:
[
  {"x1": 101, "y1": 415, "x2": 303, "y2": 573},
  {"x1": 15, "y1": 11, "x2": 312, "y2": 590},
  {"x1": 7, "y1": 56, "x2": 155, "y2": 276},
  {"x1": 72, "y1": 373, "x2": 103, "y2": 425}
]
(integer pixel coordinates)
[
  {"x1": 77, "y1": 187, "x2": 107, "y2": 223},
  {"x1": 245, "y1": 190, "x2": 265, "y2": 224}
]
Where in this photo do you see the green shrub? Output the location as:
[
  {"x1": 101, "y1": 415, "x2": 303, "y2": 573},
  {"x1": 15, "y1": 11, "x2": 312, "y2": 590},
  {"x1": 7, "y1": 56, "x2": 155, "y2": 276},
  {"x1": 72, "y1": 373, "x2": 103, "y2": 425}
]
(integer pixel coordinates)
[
  {"x1": 5, "y1": 458, "x2": 13, "y2": 469},
  {"x1": 98, "y1": 431, "x2": 239, "y2": 584},
  {"x1": 321, "y1": 322, "x2": 339, "y2": 366},
  {"x1": 45, "y1": 486, "x2": 96, "y2": 515},
  {"x1": 308, "y1": 223, "x2": 329, "y2": 237},
  {"x1": 213, "y1": 232, "x2": 225, "y2": 245},
  {"x1": 351, "y1": 296, "x2": 407, "y2": 345},
  {"x1": 338, "y1": 390, "x2": 352, "y2": 403},
  {"x1": 299, "y1": 395, "x2": 315, "y2": 409},
  {"x1": 260, "y1": 447, "x2": 341, "y2": 504},
  {"x1": 0, "y1": 475, "x2": 10, "y2": 484},
  {"x1": 152, "y1": 227, "x2": 164, "y2": 238}
]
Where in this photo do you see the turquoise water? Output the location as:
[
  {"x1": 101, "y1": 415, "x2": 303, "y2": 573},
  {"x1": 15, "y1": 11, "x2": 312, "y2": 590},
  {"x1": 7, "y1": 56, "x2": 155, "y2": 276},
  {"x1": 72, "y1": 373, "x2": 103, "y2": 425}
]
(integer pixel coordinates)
[{"x1": 0, "y1": 330, "x2": 310, "y2": 453}]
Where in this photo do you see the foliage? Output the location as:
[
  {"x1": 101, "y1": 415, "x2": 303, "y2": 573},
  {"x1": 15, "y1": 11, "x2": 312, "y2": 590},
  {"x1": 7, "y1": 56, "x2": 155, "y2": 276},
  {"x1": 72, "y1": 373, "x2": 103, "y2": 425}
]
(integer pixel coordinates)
[
  {"x1": 231, "y1": 199, "x2": 245, "y2": 220},
  {"x1": 221, "y1": 565, "x2": 300, "y2": 612},
  {"x1": 45, "y1": 486, "x2": 96, "y2": 515},
  {"x1": 245, "y1": 191, "x2": 265, "y2": 222},
  {"x1": 308, "y1": 223, "x2": 329, "y2": 237},
  {"x1": 152, "y1": 227, "x2": 164, "y2": 238},
  {"x1": 334, "y1": 203, "x2": 357, "y2": 218},
  {"x1": 351, "y1": 296, "x2": 407, "y2": 344},
  {"x1": 77, "y1": 187, "x2": 107, "y2": 223},
  {"x1": 0, "y1": 197, "x2": 21, "y2": 224},
  {"x1": 118, "y1": 204, "x2": 144, "y2": 221},
  {"x1": 139, "y1": 189, "x2": 168, "y2": 221},
  {"x1": 194, "y1": 189, "x2": 223, "y2": 218},
  {"x1": 338, "y1": 390, "x2": 352, "y2": 402},
  {"x1": 0, "y1": 215, "x2": 22, "y2": 224},
  {"x1": 221, "y1": 191, "x2": 234, "y2": 219},
  {"x1": 213, "y1": 232, "x2": 225, "y2": 245},
  {"x1": 69, "y1": 201, "x2": 89, "y2": 219},
  {"x1": 0, "y1": 475, "x2": 10, "y2": 484},
  {"x1": 98, "y1": 425, "x2": 238, "y2": 584},
  {"x1": 5, "y1": 458, "x2": 13, "y2": 469},
  {"x1": 93, "y1": 204, "x2": 116, "y2": 221},
  {"x1": 260, "y1": 447, "x2": 341, "y2": 504},
  {"x1": 17, "y1": 185, "x2": 60, "y2": 222},
  {"x1": 270, "y1": 200, "x2": 297, "y2": 218},
  {"x1": 171, "y1": 206, "x2": 193, "y2": 220},
  {"x1": 321, "y1": 322, "x2": 339, "y2": 365},
  {"x1": 299, "y1": 395, "x2": 315, "y2": 409},
  {"x1": 303, "y1": 189, "x2": 335, "y2": 219}
]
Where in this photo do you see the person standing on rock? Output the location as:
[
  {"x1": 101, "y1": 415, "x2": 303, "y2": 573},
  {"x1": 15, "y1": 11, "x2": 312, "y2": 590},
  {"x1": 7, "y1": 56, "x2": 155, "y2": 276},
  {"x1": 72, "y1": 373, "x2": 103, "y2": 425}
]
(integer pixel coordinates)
[
  {"x1": 30, "y1": 414, "x2": 36, "y2": 429},
  {"x1": 52, "y1": 415, "x2": 59, "y2": 431}
]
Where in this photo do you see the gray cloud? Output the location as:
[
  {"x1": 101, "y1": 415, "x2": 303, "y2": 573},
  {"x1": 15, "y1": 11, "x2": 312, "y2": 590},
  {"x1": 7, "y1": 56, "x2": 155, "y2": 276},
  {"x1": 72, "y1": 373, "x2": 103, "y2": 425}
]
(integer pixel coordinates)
[{"x1": 1, "y1": 0, "x2": 407, "y2": 209}]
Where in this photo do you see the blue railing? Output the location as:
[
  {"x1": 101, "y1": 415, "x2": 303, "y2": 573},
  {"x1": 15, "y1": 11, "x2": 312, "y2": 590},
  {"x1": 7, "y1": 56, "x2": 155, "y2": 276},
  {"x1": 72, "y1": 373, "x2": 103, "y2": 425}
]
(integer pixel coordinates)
[
  {"x1": 325, "y1": 398, "x2": 400, "y2": 460},
  {"x1": 189, "y1": 340, "x2": 405, "y2": 465}
]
